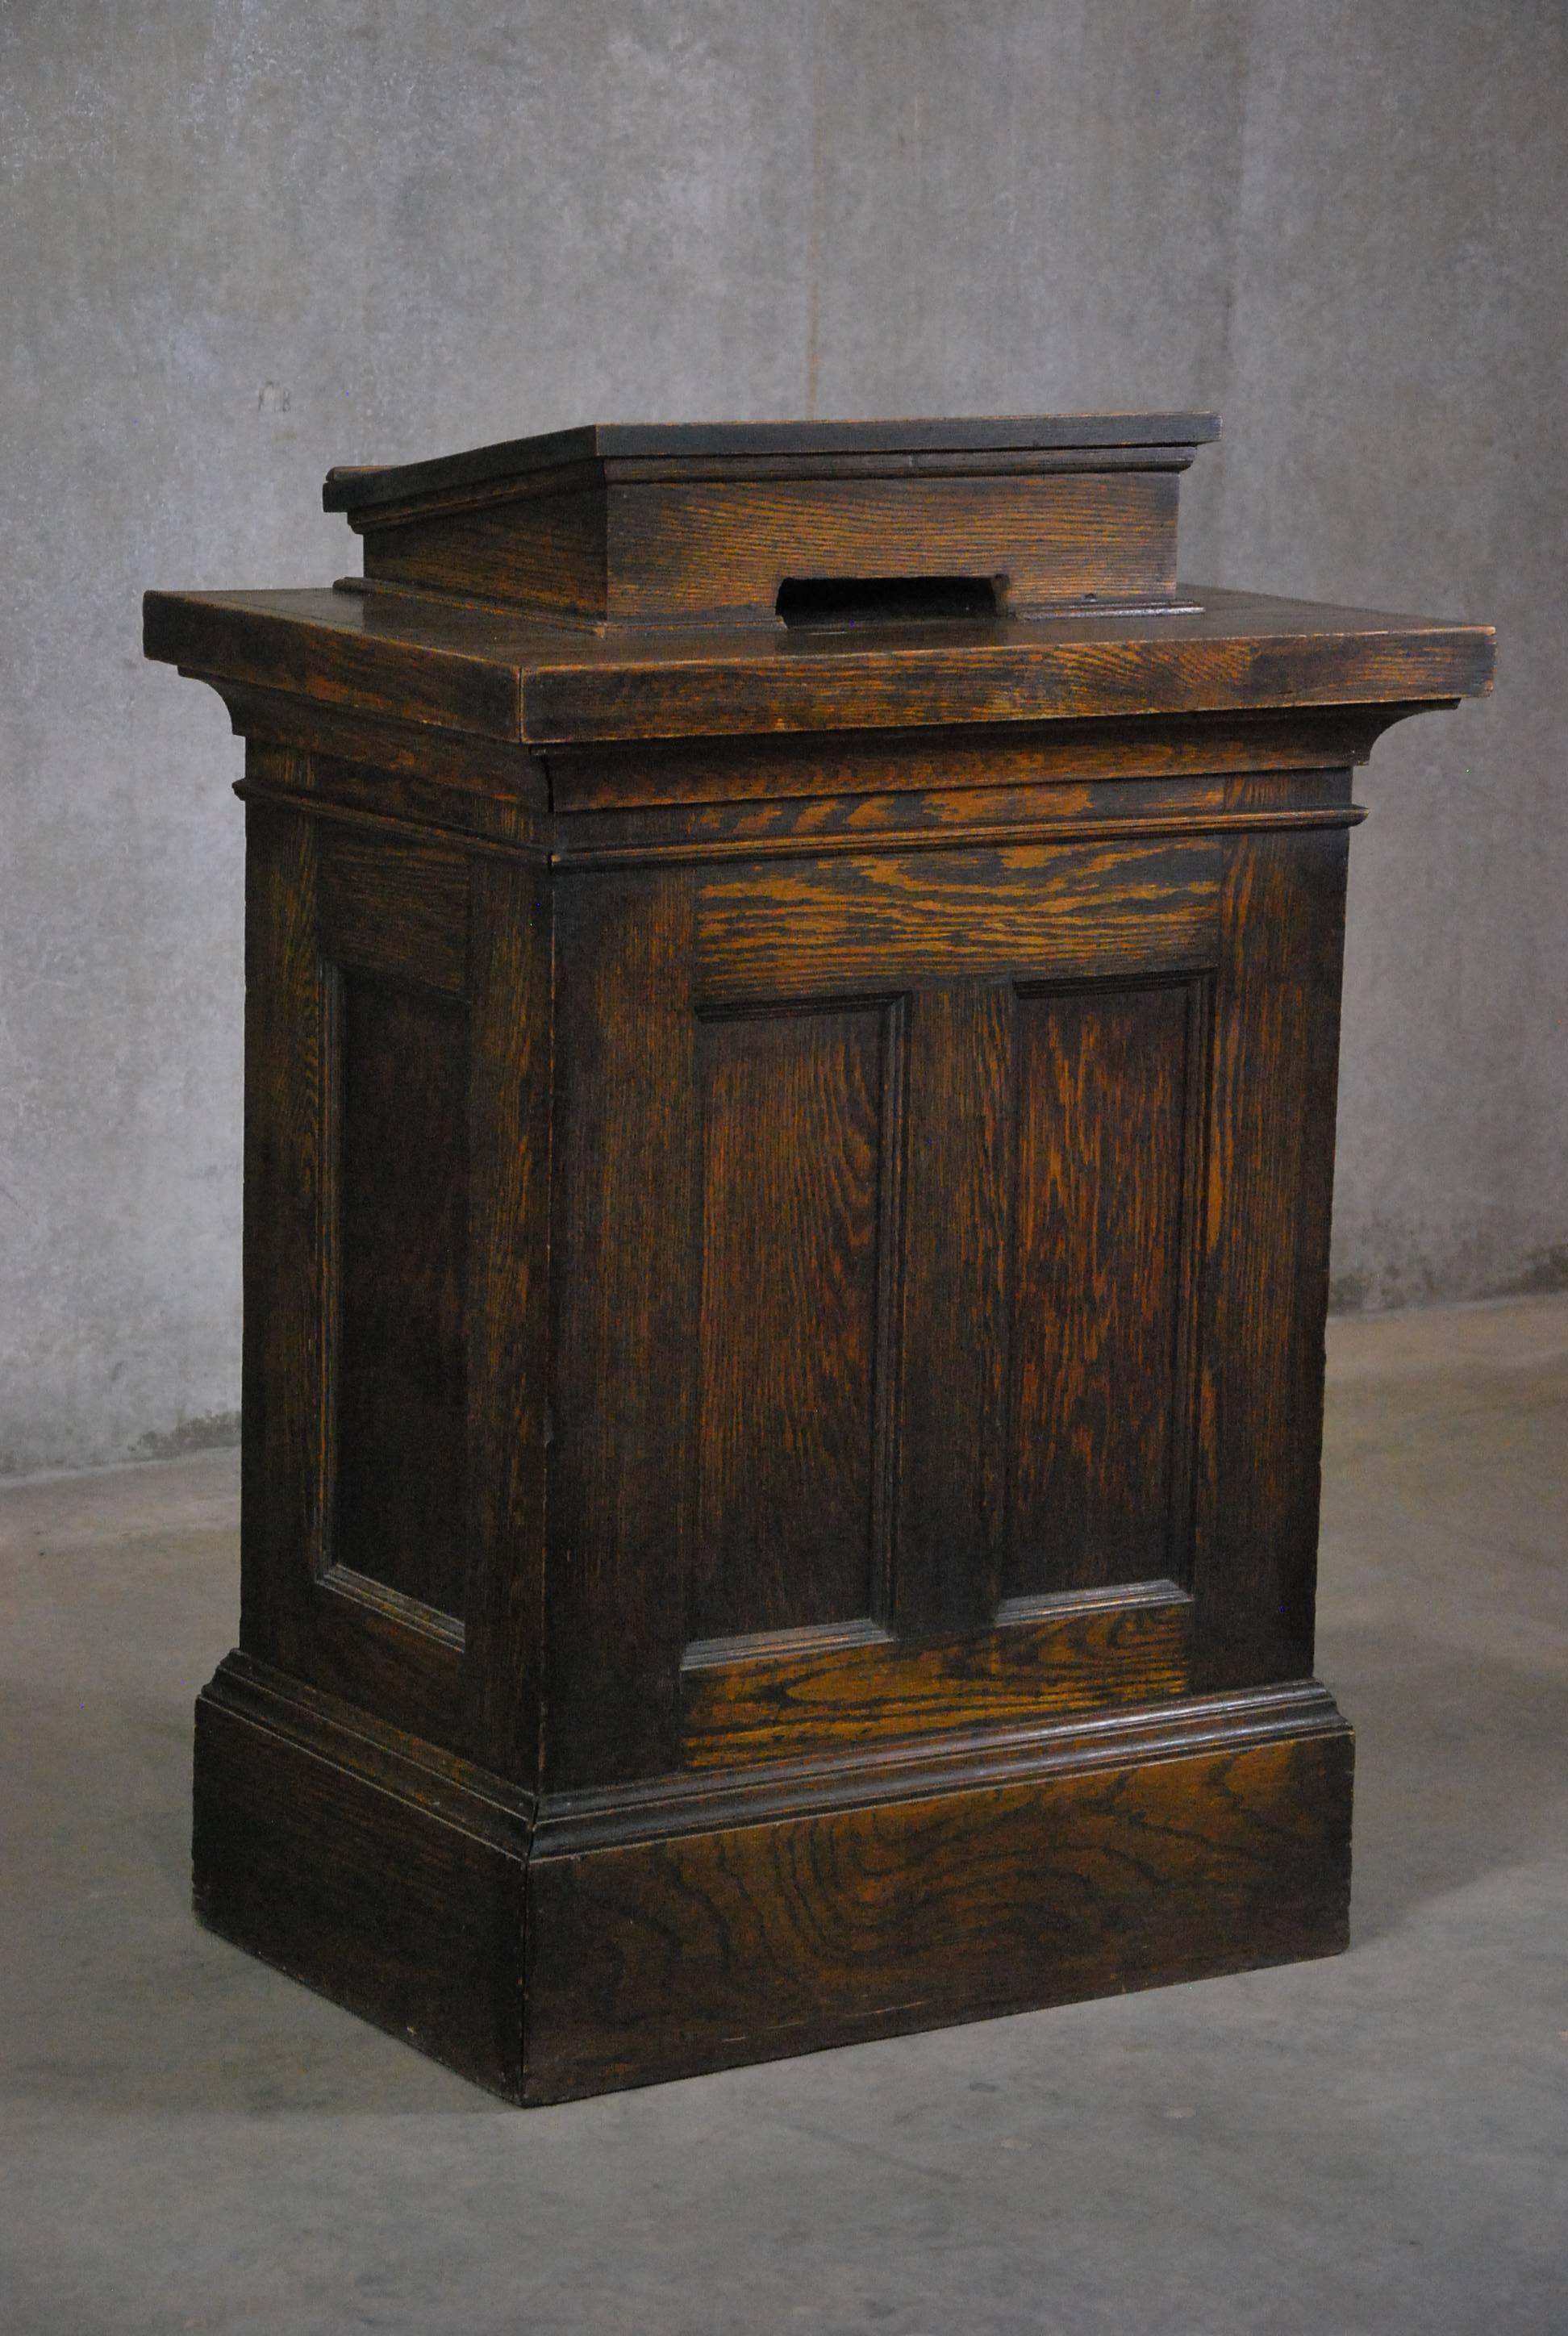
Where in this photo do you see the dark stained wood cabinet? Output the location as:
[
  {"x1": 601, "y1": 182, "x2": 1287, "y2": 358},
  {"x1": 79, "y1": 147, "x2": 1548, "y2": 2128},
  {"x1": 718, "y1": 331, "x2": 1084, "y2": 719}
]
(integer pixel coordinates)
[{"x1": 144, "y1": 415, "x2": 1493, "y2": 2102}]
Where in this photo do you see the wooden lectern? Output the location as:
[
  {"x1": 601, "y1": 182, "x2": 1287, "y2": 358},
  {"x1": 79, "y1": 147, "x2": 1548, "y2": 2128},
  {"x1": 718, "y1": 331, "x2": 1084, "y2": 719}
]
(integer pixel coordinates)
[{"x1": 144, "y1": 416, "x2": 1493, "y2": 2102}]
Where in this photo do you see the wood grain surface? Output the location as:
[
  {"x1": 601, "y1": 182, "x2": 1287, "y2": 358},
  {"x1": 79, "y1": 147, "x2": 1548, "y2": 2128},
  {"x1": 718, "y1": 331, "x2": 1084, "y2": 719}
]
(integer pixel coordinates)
[
  {"x1": 144, "y1": 582, "x2": 1494, "y2": 746},
  {"x1": 540, "y1": 470, "x2": 1177, "y2": 625},
  {"x1": 459, "y1": 856, "x2": 553, "y2": 1779},
  {"x1": 238, "y1": 802, "x2": 328, "y2": 1683},
  {"x1": 1191, "y1": 789, "x2": 1351, "y2": 1689},
  {"x1": 1007, "y1": 978, "x2": 1200, "y2": 1597},
  {"x1": 194, "y1": 1654, "x2": 529, "y2": 2100},
  {"x1": 696, "y1": 839, "x2": 1220, "y2": 1001},
  {"x1": 545, "y1": 870, "x2": 699, "y2": 1789},
  {"x1": 319, "y1": 825, "x2": 470, "y2": 995},
  {"x1": 332, "y1": 974, "x2": 470, "y2": 1621},
  {"x1": 323, "y1": 412, "x2": 1221, "y2": 517},
  {"x1": 682, "y1": 1584, "x2": 1191, "y2": 1766},
  {"x1": 542, "y1": 710, "x2": 1428, "y2": 814},
  {"x1": 892, "y1": 982, "x2": 1015, "y2": 1635},
  {"x1": 691, "y1": 1004, "x2": 892, "y2": 1641},
  {"x1": 525, "y1": 1700, "x2": 1353, "y2": 2102}
]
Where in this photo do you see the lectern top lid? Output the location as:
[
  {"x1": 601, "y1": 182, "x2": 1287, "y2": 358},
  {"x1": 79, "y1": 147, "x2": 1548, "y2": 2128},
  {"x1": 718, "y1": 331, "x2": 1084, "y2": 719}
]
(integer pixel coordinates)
[{"x1": 323, "y1": 412, "x2": 1221, "y2": 517}]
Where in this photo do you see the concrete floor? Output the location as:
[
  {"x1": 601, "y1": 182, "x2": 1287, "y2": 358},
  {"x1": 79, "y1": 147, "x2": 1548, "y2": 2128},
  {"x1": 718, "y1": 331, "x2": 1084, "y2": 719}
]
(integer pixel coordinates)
[{"x1": 1, "y1": 1295, "x2": 1564, "y2": 2334}]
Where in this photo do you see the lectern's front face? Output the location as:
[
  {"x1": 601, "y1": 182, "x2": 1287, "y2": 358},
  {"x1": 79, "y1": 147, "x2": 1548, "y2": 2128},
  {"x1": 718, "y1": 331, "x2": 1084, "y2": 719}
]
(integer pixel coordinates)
[
  {"x1": 145, "y1": 416, "x2": 1492, "y2": 2101},
  {"x1": 541, "y1": 804, "x2": 1338, "y2": 1797}
]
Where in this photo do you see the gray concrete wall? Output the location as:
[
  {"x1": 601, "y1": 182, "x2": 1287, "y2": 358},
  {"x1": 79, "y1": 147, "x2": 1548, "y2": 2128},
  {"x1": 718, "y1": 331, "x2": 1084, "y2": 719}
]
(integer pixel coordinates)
[{"x1": 1, "y1": 0, "x2": 1562, "y2": 1474}]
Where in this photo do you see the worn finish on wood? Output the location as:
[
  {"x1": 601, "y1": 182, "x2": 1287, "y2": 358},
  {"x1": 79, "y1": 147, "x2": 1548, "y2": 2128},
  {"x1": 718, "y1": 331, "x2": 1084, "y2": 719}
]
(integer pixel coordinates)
[{"x1": 149, "y1": 415, "x2": 1492, "y2": 2102}]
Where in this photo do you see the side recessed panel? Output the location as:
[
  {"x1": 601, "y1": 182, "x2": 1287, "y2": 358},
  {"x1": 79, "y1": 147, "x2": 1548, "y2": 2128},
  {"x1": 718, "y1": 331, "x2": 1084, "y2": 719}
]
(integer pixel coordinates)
[
  {"x1": 690, "y1": 1005, "x2": 891, "y2": 1644},
  {"x1": 1007, "y1": 980, "x2": 1197, "y2": 1598},
  {"x1": 332, "y1": 972, "x2": 470, "y2": 1620}
]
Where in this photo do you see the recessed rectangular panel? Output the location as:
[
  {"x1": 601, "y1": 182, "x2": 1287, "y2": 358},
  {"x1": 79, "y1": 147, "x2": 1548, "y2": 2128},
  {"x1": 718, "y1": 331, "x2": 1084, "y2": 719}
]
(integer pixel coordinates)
[
  {"x1": 1007, "y1": 979, "x2": 1197, "y2": 1597},
  {"x1": 333, "y1": 972, "x2": 470, "y2": 1620},
  {"x1": 690, "y1": 1004, "x2": 891, "y2": 1643}
]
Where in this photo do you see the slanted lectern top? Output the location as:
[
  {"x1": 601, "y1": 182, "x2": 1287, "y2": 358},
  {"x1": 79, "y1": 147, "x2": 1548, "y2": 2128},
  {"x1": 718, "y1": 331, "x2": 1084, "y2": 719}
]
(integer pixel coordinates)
[{"x1": 144, "y1": 414, "x2": 1493, "y2": 2103}]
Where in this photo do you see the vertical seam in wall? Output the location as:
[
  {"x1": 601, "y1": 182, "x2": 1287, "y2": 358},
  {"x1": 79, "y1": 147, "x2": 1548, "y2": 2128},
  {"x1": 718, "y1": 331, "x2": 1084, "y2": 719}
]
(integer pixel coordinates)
[
  {"x1": 804, "y1": 3, "x2": 827, "y2": 419},
  {"x1": 1208, "y1": 0, "x2": 1265, "y2": 569}
]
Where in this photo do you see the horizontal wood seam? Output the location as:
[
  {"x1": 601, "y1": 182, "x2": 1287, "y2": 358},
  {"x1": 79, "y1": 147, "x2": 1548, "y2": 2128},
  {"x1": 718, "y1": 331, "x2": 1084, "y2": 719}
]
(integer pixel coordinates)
[
  {"x1": 554, "y1": 805, "x2": 1367, "y2": 869},
  {"x1": 234, "y1": 782, "x2": 551, "y2": 861},
  {"x1": 234, "y1": 782, "x2": 1366, "y2": 867},
  {"x1": 336, "y1": 571, "x2": 1203, "y2": 629}
]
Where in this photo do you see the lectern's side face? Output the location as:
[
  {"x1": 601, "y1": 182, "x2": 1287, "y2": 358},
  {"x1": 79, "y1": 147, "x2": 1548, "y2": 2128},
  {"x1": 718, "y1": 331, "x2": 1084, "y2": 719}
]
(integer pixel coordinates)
[{"x1": 238, "y1": 799, "x2": 551, "y2": 1778}]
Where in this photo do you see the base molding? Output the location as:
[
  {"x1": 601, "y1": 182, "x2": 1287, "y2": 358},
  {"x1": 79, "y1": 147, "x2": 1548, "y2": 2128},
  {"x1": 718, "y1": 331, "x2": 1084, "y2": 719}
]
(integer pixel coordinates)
[{"x1": 193, "y1": 1654, "x2": 1353, "y2": 2104}]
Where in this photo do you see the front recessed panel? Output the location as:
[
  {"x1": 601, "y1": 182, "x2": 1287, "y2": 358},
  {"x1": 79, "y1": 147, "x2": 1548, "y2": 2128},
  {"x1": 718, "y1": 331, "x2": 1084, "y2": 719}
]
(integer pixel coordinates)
[
  {"x1": 690, "y1": 1004, "x2": 891, "y2": 1644},
  {"x1": 1007, "y1": 979, "x2": 1199, "y2": 1598}
]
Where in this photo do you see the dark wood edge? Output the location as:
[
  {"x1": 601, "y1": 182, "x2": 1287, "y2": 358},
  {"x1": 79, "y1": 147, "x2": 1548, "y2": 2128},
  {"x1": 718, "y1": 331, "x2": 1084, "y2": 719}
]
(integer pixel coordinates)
[
  {"x1": 534, "y1": 1679, "x2": 1350, "y2": 1853},
  {"x1": 200, "y1": 1649, "x2": 535, "y2": 1848},
  {"x1": 682, "y1": 1616, "x2": 895, "y2": 1671},
  {"x1": 605, "y1": 446, "x2": 1205, "y2": 488},
  {"x1": 990, "y1": 1577, "x2": 1189, "y2": 1625},
  {"x1": 323, "y1": 414, "x2": 1223, "y2": 516},
  {"x1": 517, "y1": 634, "x2": 1495, "y2": 745},
  {"x1": 318, "y1": 1562, "x2": 465, "y2": 1650},
  {"x1": 332, "y1": 569, "x2": 1205, "y2": 624},
  {"x1": 144, "y1": 582, "x2": 1489, "y2": 749},
  {"x1": 232, "y1": 782, "x2": 551, "y2": 862},
  {"x1": 215, "y1": 682, "x2": 549, "y2": 799}
]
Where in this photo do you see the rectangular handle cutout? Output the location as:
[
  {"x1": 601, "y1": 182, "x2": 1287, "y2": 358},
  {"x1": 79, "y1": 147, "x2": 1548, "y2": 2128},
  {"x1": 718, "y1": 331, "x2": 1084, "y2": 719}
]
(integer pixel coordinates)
[{"x1": 776, "y1": 574, "x2": 1002, "y2": 628}]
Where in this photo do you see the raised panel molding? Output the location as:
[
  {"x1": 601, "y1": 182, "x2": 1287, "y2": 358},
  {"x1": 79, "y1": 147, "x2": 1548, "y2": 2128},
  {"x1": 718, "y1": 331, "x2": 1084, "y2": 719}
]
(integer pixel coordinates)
[{"x1": 678, "y1": 959, "x2": 1214, "y2": 1754}]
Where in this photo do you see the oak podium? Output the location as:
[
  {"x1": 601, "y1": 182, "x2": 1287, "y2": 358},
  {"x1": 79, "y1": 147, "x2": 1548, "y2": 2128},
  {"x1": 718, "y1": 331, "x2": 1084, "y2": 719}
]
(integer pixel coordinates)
[{"x1": 144, "y1": 416, "x2": 1493, "y2": 2103}]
